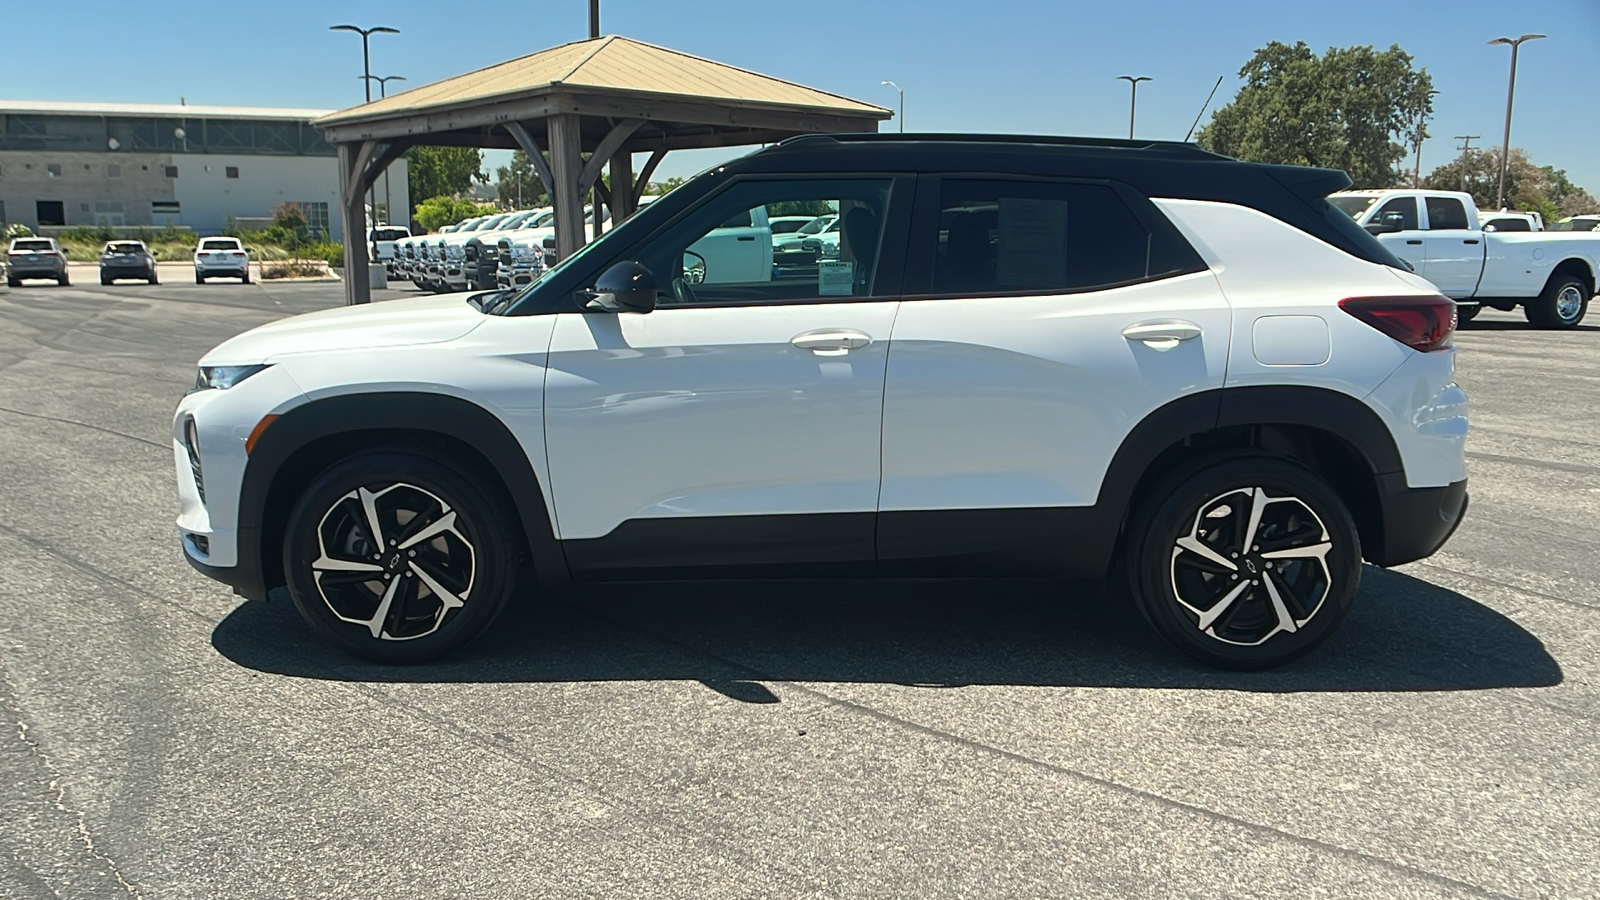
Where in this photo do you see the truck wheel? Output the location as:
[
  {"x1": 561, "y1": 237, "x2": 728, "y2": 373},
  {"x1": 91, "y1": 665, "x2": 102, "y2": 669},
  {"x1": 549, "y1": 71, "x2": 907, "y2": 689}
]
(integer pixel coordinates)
[
  {"x1": 1456, "y1": 303, "x2": 1480, "y2": 323},
  {"x1": 1124, "y1": 454, "x2": 1362, "y2": 669},
  {"x1": 1525, "y1": 274, "x2": 1590, "y2": 329}
]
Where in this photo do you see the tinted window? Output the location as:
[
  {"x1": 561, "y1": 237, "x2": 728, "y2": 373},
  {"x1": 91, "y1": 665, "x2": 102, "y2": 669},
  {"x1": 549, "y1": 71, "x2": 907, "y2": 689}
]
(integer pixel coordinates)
[
  {"x1": 615, "y1": 178, "x2": 892, "y2": 306},
  {"x1": 1483, "y1": 217, "x2": 1531, "y2": 232},
  {"x1": 1425, "y1": 197, "x2": 1470, "y2": 230},
  {"x1": 930, "y1": 180, "x2": 1173, "y2": 295},
  {"x1": 1374, "y1": 197, "x2": 1419, "y2": 230},
  {"x1": 200, "y1": 239, "x2": 240, "y2": 251},
  {"x1": 12, "y1": 239, "x2": 53, "y2": 251}
]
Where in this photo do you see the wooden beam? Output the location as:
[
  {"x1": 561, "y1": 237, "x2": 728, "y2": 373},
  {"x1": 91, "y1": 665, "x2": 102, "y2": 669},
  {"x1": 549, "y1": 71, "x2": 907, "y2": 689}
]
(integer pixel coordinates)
[
  {"x1": 337, "y1": 143, "x2": 370, "y2": 305},
  {"x1": 505, "y1": 121, "x2": 558, "y2": 209},
  {"x1": 547, "y1": 113, "x2": 585, "y2": 261},
  {"x1": 633, "y1": 148, "x2": 667, "y2": 205},
  {"x1": 577, "y1": 119, "x2": 644, "y2": 196},
  {"x1": 609, "y1": 147, "x2": 634, "y2": 222}
]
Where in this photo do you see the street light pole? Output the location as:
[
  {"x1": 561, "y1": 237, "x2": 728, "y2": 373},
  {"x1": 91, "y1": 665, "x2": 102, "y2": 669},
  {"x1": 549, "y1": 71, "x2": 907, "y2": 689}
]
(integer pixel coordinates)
[
  {"x1": 362, "y1": 75, "x2": 407, "y2": 224},
  {"x1": 1117, "y1": 76, "x2": 1152, "y2": 139},
  {"x1": 1488, "y1": 33, "x2": 1545, "y2": 210},
  {"x1": 881, "y1": 81, "x2": 904, "y2": 133},
  {"x1": 331, "y1": 24, "x2": 399, "y2": 231}
]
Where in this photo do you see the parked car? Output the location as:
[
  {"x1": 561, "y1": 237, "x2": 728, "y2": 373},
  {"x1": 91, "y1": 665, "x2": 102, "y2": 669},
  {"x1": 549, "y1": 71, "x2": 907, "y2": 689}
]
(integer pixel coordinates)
[
  {"x1": 1550, "y1": 215, "x2": 1600, "y2": 232},
  {"x1": 175, "y1": 133, "x2": 1468, "y2": 670},
  {"x1": 6, "y1": 236, "x2": 69, "y2": 286},
  {"x1": 465, "y1": 209, "x2": 545, "y2": 291},
  {"x1": 100, "y1": 240, "x2": 158, "y2": 284},
  {"x1": 1332, "y1": 189, "x2": 1600, "y2": 326},
  {"x1": 193, "y1": 237, "x2": 251, "y2": 284},
  {"x1": 768, "y1": 215, "x2": 816, "y2": 235},
  {"x1": 369, "y1": 225, "x2": 412, "y2": 277}
]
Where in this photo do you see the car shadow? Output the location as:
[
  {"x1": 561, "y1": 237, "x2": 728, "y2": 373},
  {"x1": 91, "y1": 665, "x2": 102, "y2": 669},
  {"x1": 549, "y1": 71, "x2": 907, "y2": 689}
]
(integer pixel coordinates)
[
  {"x1": 1460, "y1": 319, "x2": 1600, "y2": 332},
  {"x1": 211, "y1": 566, "x2": 1561, "y2": 696}
]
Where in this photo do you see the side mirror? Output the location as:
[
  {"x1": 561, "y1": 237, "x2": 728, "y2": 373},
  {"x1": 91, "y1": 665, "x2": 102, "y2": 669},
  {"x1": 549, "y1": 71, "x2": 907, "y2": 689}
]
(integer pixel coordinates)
[
  {"x1": 1365, "y1": 212, "x2": 1406, "y2": 235},
  {"x1": 682, "y1": 250, "x2": 707, "y2": 284},
  {"x1": 585, "y1": 261, "x2": 657, "y2": 313}
]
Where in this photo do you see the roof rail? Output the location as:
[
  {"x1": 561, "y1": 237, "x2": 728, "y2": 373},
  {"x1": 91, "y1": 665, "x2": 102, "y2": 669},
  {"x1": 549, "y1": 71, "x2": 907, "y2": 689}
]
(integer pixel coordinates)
[{"x1": 772, "y1": 133, "x2": 1224, "y2": 159}]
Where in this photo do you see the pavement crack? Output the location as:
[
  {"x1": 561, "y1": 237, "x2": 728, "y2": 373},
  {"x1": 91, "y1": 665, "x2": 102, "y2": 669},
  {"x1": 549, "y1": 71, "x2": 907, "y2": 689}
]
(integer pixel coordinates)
[
  {"x1": 1, "y1": 667, "x2": 142, "y2": 897},
  {"x1": 0, "y1": 404, "x2": 168, "y2": 451}
]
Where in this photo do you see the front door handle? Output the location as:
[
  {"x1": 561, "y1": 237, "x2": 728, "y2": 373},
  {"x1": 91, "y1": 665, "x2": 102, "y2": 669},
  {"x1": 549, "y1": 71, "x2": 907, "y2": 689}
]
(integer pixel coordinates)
[
  {"x1": 1406, "y1": 239, "x2": 1423, "y2": 245},
  {"x1": 792, "y1": 329, "x2": 871, "y2": 356},
  {"x1": 1122, "y1": 320, "x2": 1202, "y2": 348}
]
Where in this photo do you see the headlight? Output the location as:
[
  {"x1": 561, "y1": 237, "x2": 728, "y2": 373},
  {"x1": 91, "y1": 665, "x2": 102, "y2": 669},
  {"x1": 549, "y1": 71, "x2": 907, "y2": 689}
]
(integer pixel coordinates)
[{"x1": 193, "y1": 363, "x2": 270, "y2": 392}]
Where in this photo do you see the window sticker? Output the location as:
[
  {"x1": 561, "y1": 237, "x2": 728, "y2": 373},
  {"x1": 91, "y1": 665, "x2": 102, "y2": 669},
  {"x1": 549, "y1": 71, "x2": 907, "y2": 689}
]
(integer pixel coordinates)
[
  {"x1": 997, "y1": 197, "x2": 1070, "y2": 288},
  {"x1": 818, "y1": 260, "x2": 855, "y2": 296}
]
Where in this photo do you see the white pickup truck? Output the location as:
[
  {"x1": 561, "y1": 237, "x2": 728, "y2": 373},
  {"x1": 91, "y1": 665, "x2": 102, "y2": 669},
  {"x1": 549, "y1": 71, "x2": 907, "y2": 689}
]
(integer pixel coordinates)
[{"x1": 1331, "y1": 189, "x2": 1600, "y2": 327}]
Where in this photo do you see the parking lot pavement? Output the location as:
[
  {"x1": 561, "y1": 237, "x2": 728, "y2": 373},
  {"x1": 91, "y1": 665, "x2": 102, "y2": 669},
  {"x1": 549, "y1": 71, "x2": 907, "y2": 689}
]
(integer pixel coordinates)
[{"x1": 0, "y1": 282, "x2": 1594, "y2": 899}]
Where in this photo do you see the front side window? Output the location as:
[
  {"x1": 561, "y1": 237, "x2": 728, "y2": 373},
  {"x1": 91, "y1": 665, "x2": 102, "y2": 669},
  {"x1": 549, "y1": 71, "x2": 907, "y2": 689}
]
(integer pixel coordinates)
[
  {"x1": 928, "y1": 179, "x2": 1174, "y2": 295},
  {"x1": 616, "y1": 178, "x2": 895, "y2": 307},
  {"x1": 1425, "y1": 196, "x2": 1470, "y2": 230},
  {"x1": 1374, "y1": 196, "x2": 1419, "y2": 231}
]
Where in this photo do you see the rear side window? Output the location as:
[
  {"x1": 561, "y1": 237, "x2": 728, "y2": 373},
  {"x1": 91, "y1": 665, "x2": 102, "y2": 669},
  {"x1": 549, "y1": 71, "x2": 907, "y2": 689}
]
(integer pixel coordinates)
[
  {"x1": 927, "y1": 179, "x2": 1198, "y2": 295},
  {"x1": 1425, "y1": 197, "x2": 1470, "y2": 231},
  {"x1": 1374, "y1": 197, "x2": 1419, "y2": 230}
]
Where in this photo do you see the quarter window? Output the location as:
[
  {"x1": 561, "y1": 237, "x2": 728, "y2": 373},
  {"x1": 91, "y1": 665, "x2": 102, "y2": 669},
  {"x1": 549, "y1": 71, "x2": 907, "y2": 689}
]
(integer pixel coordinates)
[
  {"x1": 1425, "y1": 196, "x2": 1470, "y2": 230},
  {"x1": 928, "y1": 179, "x2": 1174, "y2": 295}
]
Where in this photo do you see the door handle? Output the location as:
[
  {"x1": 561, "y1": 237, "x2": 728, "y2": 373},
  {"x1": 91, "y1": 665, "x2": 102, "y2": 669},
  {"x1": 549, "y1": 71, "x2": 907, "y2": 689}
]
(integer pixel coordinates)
[
  {"x1": 1464, "y1": 239, "x2": 1480, "y2": 245},
  {"x1": 1122, "y1": 320, "x2": 1202, "y2": 348},
  {"x1": 1406, "y1": 239, "x2": 1423, "y2": 245},
  {"x1": 792, "y1": 329, "x2": 871, "y2": 356},
  {"x1": 736, "y1": 236, "x2": 756, "y2": 242}
]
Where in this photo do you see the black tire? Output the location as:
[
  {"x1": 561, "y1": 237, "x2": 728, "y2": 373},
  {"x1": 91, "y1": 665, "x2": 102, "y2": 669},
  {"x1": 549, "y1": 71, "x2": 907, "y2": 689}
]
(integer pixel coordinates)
[
  {"x1": 282, "y1": 448, "x2": 521, "y2": 663},
  {"x1": 196, "y1": 273, "x2": 205, "y2": 284},
  {"x1": 148, "y1": 273, "x2": 159, "y2": 285},
  {"x1": 241, "y1": 270, "x2": 252, "y2": 285},
  {"x1": 1124, "y1": 454, "x2": 1362, "y2": 669},
  {"x1": 1524, "y1": 274, "x2": 1590, "y2": 329},
  {"x1": 1456, "y1": 303, "x2": 1480, "y2": 323},
  {"x1": 5, "y1": 278, "x2": 18, "y2": 288},
  {"x1": 57, "y1": 272, "x2": 69, "y2": 286},
  {"x1": 101, "y1": 277, "x2": 113, "y2": 286}
]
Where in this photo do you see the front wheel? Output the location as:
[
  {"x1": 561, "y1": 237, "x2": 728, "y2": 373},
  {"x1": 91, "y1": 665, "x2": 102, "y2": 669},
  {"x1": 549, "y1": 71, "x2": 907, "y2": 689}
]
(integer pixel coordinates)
[
  {"x1": 1125, "y1": 456, "x2": 1362, "y2": 669},
  {"x1": 282, "y1": 449, "x2": 521, "y2": 663},
  {"x1": 1525, "y1": 275, "x2": 1590, "y2": 329},
  {"x1": 1456, "y1": 303, "x2": 1480, "y2": 323}
]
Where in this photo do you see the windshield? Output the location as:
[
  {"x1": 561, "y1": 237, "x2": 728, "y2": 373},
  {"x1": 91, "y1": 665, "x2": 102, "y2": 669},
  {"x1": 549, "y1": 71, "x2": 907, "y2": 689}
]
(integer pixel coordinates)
[
  {"x1": 1329, "y1": 196, "x2": 1378, "y2": 219},
  {"x1": 1551, "y1": 217, "x2": 1600, "y2": 232},
  {"x1": 105, "y1": 242, "x2": 145, "y2": 253},
  {"x1": 200, "y1": 239, "x2": 240, "y2": 250}
]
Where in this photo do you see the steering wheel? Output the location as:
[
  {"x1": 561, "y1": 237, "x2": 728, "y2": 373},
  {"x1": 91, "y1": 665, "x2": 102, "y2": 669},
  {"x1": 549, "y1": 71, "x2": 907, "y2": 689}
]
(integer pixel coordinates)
[{"x1": 672, "y1": 250, "x2": 706, "y2": 304}]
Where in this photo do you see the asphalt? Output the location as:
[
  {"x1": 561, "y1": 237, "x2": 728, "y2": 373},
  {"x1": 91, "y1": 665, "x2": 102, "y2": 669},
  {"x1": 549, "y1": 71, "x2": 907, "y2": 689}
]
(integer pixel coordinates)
[{"x1": 0, "y1": 266, "x2": 1595, "y2": 899}]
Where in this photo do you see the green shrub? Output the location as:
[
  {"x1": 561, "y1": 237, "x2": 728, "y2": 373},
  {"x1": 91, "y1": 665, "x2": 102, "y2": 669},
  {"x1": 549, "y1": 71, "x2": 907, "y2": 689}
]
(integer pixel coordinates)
[
  {"x1": 59, "y1": 225, "x2": 116, "y2": 243},
  {"x1": 5, "y1": 223, "x2": 32, "y2": 238}
]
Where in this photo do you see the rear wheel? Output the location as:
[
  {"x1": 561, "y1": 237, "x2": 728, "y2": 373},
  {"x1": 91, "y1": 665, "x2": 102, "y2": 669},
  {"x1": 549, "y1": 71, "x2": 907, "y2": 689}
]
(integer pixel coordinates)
[
  {"x1": 57, "y1": 272, "x2": 69, "y2": 286},
  {"x1": 241, "y1": 270, "x2": 252, "y2": 284},
  {"x1": 148, "y1": 272, "x2": 159, "y2": 285},
  {"x1": 196, "y1": 273, "x2": 206, "y2": 284},
  {"x1": 101, "y1": 276, "x2": 113, "y2": 286},
  {"x1": 282, "y1": 449, "x2": 521, "y2": 663},
  {"x1": 1456, "y1": 303, "x2": 1480, "y2": 323},
  {"x1": 1125, "y1": 455, "x2": 1362, "y2": 669},
  {"x1": 1525, "y1": 274, "x2": 1590, "y2": 329}
]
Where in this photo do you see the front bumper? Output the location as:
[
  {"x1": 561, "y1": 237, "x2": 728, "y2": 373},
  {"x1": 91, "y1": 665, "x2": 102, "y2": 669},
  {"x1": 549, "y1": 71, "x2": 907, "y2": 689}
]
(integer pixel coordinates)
[{"x1": 1372, "y1": 476, "x2": 1468, "y2": 567}]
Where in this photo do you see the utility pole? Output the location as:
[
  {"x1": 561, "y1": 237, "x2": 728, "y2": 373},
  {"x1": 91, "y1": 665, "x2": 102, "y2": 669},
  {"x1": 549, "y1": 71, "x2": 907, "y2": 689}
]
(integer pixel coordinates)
[
  {"x1": 1412, "y1": 89, "x2": 1440, "y2": 188},
  {"x1": 1454, "y1": 135, "x2": 1480, "y2": 194},
  {"x1": 1117, "y1": 76, "x2": 1152, "y2": 139},
  {"x1": 589, "y1": 0, "x2": 600, "y2": 38}
]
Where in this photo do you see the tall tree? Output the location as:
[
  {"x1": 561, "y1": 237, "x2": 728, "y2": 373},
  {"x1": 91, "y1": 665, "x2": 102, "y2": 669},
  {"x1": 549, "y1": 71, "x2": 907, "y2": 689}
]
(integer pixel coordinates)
[
  {"x1": 495, "y1": 150, "x2": 551, "y2": 209},
  {"x1": 404, "y1": 146, "x2": 485, "y2": 210},
  {"x1": 1423, "y1": 147, "x2": 1599, "y2": 221},
  {"x1": 1198, "y1": 42, "x2": 1434, "y2": 188}
]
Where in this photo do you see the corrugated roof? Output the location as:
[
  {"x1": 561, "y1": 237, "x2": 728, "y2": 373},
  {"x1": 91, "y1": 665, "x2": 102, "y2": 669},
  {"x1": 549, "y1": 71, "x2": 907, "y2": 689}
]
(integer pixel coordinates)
[
  {"x1": 316, "y1": 35, "x2": 888, "y2": 126},
  {"x1": 0, "y1": 100, "x2": 331, "y2": 120}
]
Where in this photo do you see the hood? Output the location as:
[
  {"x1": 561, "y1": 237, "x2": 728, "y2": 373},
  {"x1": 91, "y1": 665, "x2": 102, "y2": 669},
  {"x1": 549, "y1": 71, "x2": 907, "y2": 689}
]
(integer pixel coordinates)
[{"x1": 200, "y1": 296, "x2": 487, "y2": 365}]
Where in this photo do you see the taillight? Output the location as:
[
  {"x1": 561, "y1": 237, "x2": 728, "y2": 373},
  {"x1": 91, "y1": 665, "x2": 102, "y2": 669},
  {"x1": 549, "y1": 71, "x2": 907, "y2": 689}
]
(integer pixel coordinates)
[
  {"x1": 1338, "y1": 295, "x2": 1456, "y2": 352},
  {"x1": 231, "y1": 251, "x2": 246, "y2": 257}
]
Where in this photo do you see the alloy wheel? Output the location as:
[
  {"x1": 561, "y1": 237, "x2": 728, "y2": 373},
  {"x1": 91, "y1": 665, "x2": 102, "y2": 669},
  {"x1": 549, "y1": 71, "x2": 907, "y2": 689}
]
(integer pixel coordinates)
[
  {"x1": 311, "y1": 483, "x2": 476, "y2": 641},
  {"x1": 1169, "y1": 486, "x2": 1333, "y2": 646}
]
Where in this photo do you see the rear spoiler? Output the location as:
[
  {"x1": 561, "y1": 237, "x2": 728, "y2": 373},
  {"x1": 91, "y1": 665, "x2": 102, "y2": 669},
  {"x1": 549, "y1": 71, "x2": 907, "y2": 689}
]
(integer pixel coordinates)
[{"x1": 1261, "y1": 164, "x2": 1354, "y2": 209}]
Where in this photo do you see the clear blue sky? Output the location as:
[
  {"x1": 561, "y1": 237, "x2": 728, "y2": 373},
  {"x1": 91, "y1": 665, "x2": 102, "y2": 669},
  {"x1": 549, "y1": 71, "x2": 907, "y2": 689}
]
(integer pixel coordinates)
[{"x1": 6, "y1": 0, "x2": 1598, "y2": 193}]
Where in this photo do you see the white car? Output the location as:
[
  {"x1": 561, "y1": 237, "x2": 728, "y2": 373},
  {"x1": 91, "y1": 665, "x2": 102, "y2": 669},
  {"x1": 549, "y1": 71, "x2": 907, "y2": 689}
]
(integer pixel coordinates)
[
  {"x1": 369, "y1": 225, "x2": 412, "y2": 276},
  {"x1": 193, "y1": 237, "x2": 250, "y2": 284},
  {"x1": 174, "y1": 135, "x2": 1468, "y2": 670},
  {"x1": 1551, "y1": 215, "x2": 1600, "y2": 232}
]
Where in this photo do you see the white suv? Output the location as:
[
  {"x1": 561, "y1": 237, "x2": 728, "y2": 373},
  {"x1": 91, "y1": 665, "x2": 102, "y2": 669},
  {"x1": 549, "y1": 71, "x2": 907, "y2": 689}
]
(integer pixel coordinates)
[
  {"x1": 194, "y1": 237, "x2": 251, "y2": 284},
  {"x1": 173, "y1": 135, "x2": 1469, "y2": 669}
]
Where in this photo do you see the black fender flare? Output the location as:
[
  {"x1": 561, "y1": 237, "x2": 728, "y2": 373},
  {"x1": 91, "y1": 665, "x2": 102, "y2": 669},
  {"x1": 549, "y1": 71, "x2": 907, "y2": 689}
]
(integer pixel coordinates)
[{"x1": 240, "y1": 391, "x2": 567, "y2": 597}]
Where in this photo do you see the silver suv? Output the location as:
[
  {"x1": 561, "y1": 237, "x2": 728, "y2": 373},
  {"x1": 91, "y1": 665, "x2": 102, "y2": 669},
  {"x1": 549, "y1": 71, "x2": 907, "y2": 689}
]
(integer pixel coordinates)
[{"x1": 6, "y1": 237, "x2": 69, "y2": 286}]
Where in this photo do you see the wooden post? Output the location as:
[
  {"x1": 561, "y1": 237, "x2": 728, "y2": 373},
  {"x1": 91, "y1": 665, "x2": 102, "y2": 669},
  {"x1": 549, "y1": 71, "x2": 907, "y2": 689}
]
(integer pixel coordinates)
[
  {"x1": 547, "y1": 114, "x2": 584, "y2": 262},
  {"x1": 337, "y1": 142, "x2": 371, "y2": 305},
  {"x1": 609, "y1": 147, "x2": 634, "y2": 222}
]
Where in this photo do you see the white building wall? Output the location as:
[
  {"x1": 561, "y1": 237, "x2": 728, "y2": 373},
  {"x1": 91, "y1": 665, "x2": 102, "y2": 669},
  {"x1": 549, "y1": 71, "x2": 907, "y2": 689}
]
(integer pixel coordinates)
[{"x1": 172, "y1": 154, "x2": 408, "y2": 240}]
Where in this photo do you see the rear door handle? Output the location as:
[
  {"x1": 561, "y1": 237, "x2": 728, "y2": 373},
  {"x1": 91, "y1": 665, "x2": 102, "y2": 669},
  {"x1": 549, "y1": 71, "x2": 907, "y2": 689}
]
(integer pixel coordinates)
[
  {"x1": 792, "y1": 329, "x2": 871, "y2": 356},
  {"x1": 736, "y1": 236, "x2": 756, "y2": 242},
  {"x1": 1122, "y1": 320, "x2": 1202, "y2": 348},
  {"x1": 1406, "y1": 239, "x2": 1423, "y2": 245},
  {"x1": 1464, "y1": 239, "x2": 1480, "y2": 245}
]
